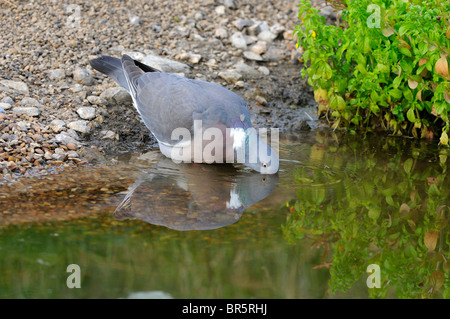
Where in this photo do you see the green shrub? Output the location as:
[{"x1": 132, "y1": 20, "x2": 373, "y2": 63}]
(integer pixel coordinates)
[{"x1": 295, "y1": 0, "x2": 450, "y2": 144}]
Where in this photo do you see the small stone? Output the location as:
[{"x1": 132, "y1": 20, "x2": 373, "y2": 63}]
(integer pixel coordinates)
[
  {"x1": 258, "y1": 30, "x2": 277, "y2": 43},
  {"x1": 73, "y1": 68, "x2": 94, "y2": 86},
  {"x1": 264, "y1": 46, "x2": 286, "y2": 61},
  {"x1": 234, "y1": 62, "x2": 260, "y2": 78},
  {"x1": 50, "y1": 119, "x2": 66, "y2": 133},
  {"x1": 12, "y1": 107, "x2": 40, "y2": 117},
  {"x1": 247, "y1": 23, "x2": 262, "y2": 36},
  {"x1": 67, "y1": 143, "x2": 77, "y2": 151},
  {"x1": 100, "y1": 87, "x2": 132, "y2": 105},
  {"x1": 215, "y1": 5, "x2": 225, "y2": 15},
  {"x1": 1, "y1": 96, "x2": 14, "y2": 104},
  {"x1": 230, "y1": 32, "x2": 247, "y2": 50},
  {"x1": 19, "y1": 97, "x2": 40, "y2": 107},
  {"x1": 142, "y1": 54, "x2": 190, "y2": 74},
  {"x1": 55, "y1": 132, "x2": 79, "y2": 146},
  {"x1": 270, "y1": 23, "x2": 286, "y2": 37},
  {"x1": 243, "y1": 51, "x2": 263, "y2": 61},
  {"x1": 233, "y1": 19, "x2": 253, "y2": 31},
  {"x1": 176, "y1": 52, "x2": 202, "y2": 64},
  {"x1": 215, "y1": 28, "x2": 228, "y2": 39},
  {"x1": 255, "y1": 95, "x2": 268, "y2": 105},
  {"x1": 67, "y1": 151, "x2": 79, "y2": 158},
  {"x1": 129, "y1": 16, "x2": 140, "y2": 25},
  {"x1": 101, "y1": 130, "x2": 116, "y2": 139},
  {"x1": 87, "y1": 95, "x2": 107, "y2": 105},
  {"x1": 251, "y1": 40, "x2": 268, "y2": 55},
  {"x1": 218, "y1": 70, "x2": 242, "y2": 84},
  {"x1": 68, "y1": 120, "x2": 90, "y2": 134},
  {"x1": 0, "y1": 102, "x2": 11, "y2": 110},
  {"x1": 76, "y1": 107, "x2": 96, "y2": 120},
  {"x1": 223, "y1": 0, "x2": 236, "y2": 9},
  {"x1": 258, "y1": 66, "x2": 270, "y2": 75},
  {"x1": 0, "y1": 80, "x2": 29, "y2": 94},
  {"x1": 46, "y1": 69, "x2": 66, "y2": 81}
]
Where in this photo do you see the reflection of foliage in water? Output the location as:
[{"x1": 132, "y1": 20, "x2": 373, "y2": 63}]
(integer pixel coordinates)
[{"x1": 282, "y1": 133, "x2": 449, "y2": 298}]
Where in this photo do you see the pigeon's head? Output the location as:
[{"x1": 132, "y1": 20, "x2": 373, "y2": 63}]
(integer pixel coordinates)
[{"x1": 231, "y1": 127, "x2": 279, "y2": 174}]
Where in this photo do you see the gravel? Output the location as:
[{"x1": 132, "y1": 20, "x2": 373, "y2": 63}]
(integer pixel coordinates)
[{"x1": 0, "y1": 0, "x2": 333, "y2": 182}]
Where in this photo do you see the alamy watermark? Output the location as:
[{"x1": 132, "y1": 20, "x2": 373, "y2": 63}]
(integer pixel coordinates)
[
  {"x1": 169, "y1": 120, "x2": 279, "y2": 168},
  {"x1": 366, "y1": 264, "x2": 381, "y2": 288},
  {"x1": 66, "y1": 264, "x2": 81, "y2": 288}
]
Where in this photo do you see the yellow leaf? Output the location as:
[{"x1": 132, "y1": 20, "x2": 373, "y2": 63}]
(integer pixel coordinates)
[
  {"x1": 435, "y1": 55, "x2": 449, "y2": 78},
  {"x1": 311, "y1": 30, "x2": 316, "y2": 38},
  {"x1": 440, "y1": 131, "x2": 448, "y2": 145},
  {"x1": 424, "y1": 230, "x2": 438, "y2": 251},
  {"x1": 408, "y1": 79, "x2": 418, "y2": 89}
]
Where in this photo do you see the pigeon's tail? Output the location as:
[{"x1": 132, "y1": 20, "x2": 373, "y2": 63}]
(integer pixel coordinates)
[
  {"x1": 89, "y1": 56, "x2": 130, "y2": 91},
  {"x1": 121, "y1": 54, "x2": 147, "y2": 97},
  {"x1": 89, "y1": 55, "x2": 160, "y2": 93}
]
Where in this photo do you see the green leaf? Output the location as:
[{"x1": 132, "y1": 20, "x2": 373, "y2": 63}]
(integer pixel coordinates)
[
  {"x1": 393, "y1": 76, "x2": 402, "y2": 89},
  {"x1": 403, "y1": 158, "x2": 413, "y2": 174},
  {"x1": 318, "y1": 62, "x2": 332, "y2": 80},
  {"x1": 418, "y1": 42, "x2": 428, "y2": 56},
  {"x1": 407, "y1": 108, "x2": 416, "y2": 122},
  {"x1": 399, "y1": 47, "x2": 412, "y2": 57},
  {"x1": 389, "y1": 88, "x2": 403, "y2": 99}
]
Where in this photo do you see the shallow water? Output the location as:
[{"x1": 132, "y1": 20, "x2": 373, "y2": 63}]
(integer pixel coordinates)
[{"x1": 0, "y1": 130, "x2": 448, "y2": 298}]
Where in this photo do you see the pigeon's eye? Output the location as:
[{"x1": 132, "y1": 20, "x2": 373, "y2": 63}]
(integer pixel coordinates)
[{"x1": 262, "y1": 162, "x2": 268, "y2": 168}]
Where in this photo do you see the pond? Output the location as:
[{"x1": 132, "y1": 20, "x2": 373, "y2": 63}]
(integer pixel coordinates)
[{"x1": 0, "y1": 130, "x2": 448, "y2": 299}]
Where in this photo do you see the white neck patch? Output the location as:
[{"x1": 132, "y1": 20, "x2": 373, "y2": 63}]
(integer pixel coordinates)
[{"x1": 230, "y1": 127, "x2": 246, "y2": 150}]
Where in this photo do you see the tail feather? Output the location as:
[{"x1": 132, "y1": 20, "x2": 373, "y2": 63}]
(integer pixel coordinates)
[
  {"x1": 89, "y1": 56, "x2": 130, "y2": 91},
  {"x1": 121, "y1": 54, "x2": 146, "y2": 97},
  {"x1": 89, "y1": 55, "x2": 160, "y2": 92}
]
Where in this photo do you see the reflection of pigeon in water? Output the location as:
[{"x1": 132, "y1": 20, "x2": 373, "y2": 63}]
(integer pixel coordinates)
[
  {"x1": 89, "y1": 55, "x2": 279, "y2": 174},
  {"x1": 114, "y1": 156, "x2": 278, "y2": 231}
]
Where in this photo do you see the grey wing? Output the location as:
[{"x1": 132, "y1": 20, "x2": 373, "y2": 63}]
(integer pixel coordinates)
[
  {"x1": 133, "y1": 73, "x2": 240, "y2": 145},
  {"x1": 192, "y1": 79, "x2": 252, "y2": 125}
]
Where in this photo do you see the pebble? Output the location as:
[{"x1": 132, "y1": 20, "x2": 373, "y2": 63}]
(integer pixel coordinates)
[
  {"x1": 55, "y1": 132, "x2": 80, "y2": 146},
  {"x1": 215, "y1": 5, "x2": 226, "y2": 15},
  {"x1": 234, "y1": 62, "x2": 260, "y2": 78},
  {"x1": 0, "y1": 102, "x2": 12, "y2": 110},
  {"x1": 258, "y1": 66, "x2": 270, "y2": 75},
  {"x1": 73, "y1": 68, "x2": 94, "y2": 86},
  {"x1": 50, "y1": 119, "x2": 66, "y2": 133},
  {"x1": 68, "y1": 120, "x2": 90, "y2": 134},
  {"x1": 12, "y1": 107, "x2": 40, "y2": 117},
  {"x1": 87, "y1": 95, "x2": 107, "y2": 106},
  {"x1": 218, "y1": 70, "x2": 243, "y2": 84},
  {"x1": 251, "y1": 40, "x2": 268, "y2": 55},
  {"x1": 77, "y1": 107, "x2": 96, "y2": 120},
  {"x1": 243, "y1": 51, "x2": 263, "y2": 61},
  {"x1": 19, "y1": 97, "x2": 41, "y2": 107},
  {"x1": 46, "y1": 69, "x2": 66, "y2": 81},
  {"x1": 215, "y1": 28, "x2": 228, "y2": 39},
  {"x1": 142, "y1": 54, "x2": 190, "y2": 74},
  {"x1": 258, "y1": 30, "x2": 278, "y2": 43},
  {"x1": 230, "y1": 32, "x2": 247, "y2": 50},
  {"x1": 223, "y1": 0, "x2": 236, "y2": 9},
  {"x1": 233, "y1": 19, "x2": 253, "y2": 31},
  {"x1": 0, "y1": 80, "x2": 29, "y2": 94},
  {"x1": 129, "y1": 16, "x2": 140, "y2": 25},
  {"x1": 99, "y1": 87, "x2": 132, "y2": 105},
  {"x1": 0, "y1": 96, "x2": 14, "y2": 104}
]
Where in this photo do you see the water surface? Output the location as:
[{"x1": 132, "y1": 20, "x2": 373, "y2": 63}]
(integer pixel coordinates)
[{"x1": 0, "y1": 130, "x2": 448, "y2": 298}]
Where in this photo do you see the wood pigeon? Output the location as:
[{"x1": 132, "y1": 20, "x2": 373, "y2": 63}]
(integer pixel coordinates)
[{"x1": 90, "y1": 54, "x2": 279, "y2": 174}]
